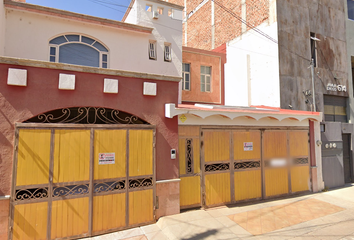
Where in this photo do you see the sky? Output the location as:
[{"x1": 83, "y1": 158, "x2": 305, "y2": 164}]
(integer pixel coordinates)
[{"x1": 26, "y1": 0, "x2": 131, "y2": 21}]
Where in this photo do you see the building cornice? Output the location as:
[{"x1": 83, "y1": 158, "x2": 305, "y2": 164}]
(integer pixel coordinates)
[
  {"x1": 4, "y1": 0, "x2": 153, "y2": 34},
  {"x1": 0, "y1": 56, "x2": 182, "y2": 82}
]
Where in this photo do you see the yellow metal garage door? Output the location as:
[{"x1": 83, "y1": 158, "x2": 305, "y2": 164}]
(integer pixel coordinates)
[
  {"x1": 263, "y1": 131, "x2": 289, "y2": 197},
  {"x1": 233, "y1": 131, "x2": 262, "y2": 202},
  {"x1": 10, "y1": 126, "x2": 155, "y2": 240},
  {"x1": 203, "y1": 130, "x2": 231, "y2": 207}
]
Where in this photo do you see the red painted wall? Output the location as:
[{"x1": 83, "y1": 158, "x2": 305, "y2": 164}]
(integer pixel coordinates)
[{"x1": 0, "y1": 63, "x2": 179, "y2": 196}]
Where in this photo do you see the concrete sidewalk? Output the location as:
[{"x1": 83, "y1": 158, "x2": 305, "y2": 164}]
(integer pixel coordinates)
[{"x1": 83, "y1": 184, "x2": 354, "y2": 240}]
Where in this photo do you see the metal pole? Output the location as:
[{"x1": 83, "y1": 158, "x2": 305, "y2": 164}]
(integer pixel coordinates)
[{"x1": 311, "y1": 59, "x2": 316, "y2": 112}]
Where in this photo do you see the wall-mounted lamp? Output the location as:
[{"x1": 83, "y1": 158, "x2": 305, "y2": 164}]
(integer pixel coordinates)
[{"x1": 316, "y1": 140, "x2": 322, "y2": 146}]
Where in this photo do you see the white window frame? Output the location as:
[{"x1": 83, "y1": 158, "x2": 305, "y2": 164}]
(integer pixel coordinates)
[
  {"x1": 48, "y1": 34, "x2": 109, "y2": 68},
  {"x1": 200, "y1": 66, "x2": 211, "y2": 92},
  {"x1": 182, "y1": 63, "x2": 190, "y2": 91},
  {"x1": 149, "y1": 41, "x2": 157, "y2": 60},
  {"x1": 164, "y1": 43, "x2": 171, "y2": 62}
]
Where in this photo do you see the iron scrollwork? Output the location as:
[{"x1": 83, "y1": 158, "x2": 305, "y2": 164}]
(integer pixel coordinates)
[
  {"x1": 186, "y1": 139, "x2": 193, "y2": 174},
  {"x1": 24, "y1": 107, "x2": 148, "y2": 124},
  {"x1": 205, "y1": 163, "x2": 230, "y2": 172},
  {"x1": 52, "y1": 184, "x2": 89, "y2": 198},
  {"x1": 294, "y1": 158, "x2": 309, "y2": 165},
  {"x1": 15, "y1": 187, "x2": 48, "y2": 201},
  {"x1": 129, "y1": 177, "x2": 153, "y2": 189},
  {"x1": 234, "y1": 161, "x2": 260, "y2": 170},
  {"x1": 94, "y1": 180, "x2": 126, "y2": 193}
]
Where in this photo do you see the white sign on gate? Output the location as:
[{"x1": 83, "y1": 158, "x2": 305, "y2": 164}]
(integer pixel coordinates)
[
  {"x1": 98, "y1": 153, "x2": 115, "y2": 165},
  {"x1": 243, "y1": 142, "x2": 253, "y2": 151}
]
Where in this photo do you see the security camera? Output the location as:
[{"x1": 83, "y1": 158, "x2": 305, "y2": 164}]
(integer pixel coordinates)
[{"x1": 288, "y1": 105, "x2": 293, "y2": 109}]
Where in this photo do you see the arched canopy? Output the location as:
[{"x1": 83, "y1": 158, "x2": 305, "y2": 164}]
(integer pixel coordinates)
[{"x1": 24, "y1": 107, "x2": 149, "y2": 125}]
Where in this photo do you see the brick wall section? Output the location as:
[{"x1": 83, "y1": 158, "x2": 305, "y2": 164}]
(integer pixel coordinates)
[
  {"x1": 214, "y1": 0, "x2": 242, "y2": 49},
  {"x1": 164, "y1": 0, "x2": 270, "y2": 50},
  {"x1": 246, "y1": 0, "x2": 269, "y2": 30},
  {"x1": 187, "y1": 1, "x2": 212, "y2": 50}
]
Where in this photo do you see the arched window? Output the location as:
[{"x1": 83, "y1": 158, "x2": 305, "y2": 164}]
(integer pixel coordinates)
[{"x1": 49, "y1": 34, "x2": 109, "y2": 68}]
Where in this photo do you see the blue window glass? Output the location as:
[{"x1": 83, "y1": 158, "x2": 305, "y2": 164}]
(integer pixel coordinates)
[
  {"x1": 81, "y1": 36, "x2": 95, "y2": 45},
  {"x1": 49, "y1": 36, "x2": 67, "y2": 45},
  {"x1": 59, "y1": 43, "x2": 99, "y2": 67},
  {"x1": 102, "y1": 54, "x2": 107, "y2": 62},
  {"x1": 50, "y1": 47, "x2": 56, "y2": 55},
  {"x1": 102, "y1": 63, "x2": 108, "y2": 68},
  {"x1": 93, "y1": 42, "x2": 108, "y2": 52},
  {"x1": 50, "y1": 56, "x2": 56, "y2": 62},
  {"x1": 65, "y1": 35, "x2": 80, "y2": 42}
]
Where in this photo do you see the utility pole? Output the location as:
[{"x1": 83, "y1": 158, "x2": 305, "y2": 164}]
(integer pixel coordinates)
[{"x1": 310, "y1": 59, "x2": 316, "y2": 112}]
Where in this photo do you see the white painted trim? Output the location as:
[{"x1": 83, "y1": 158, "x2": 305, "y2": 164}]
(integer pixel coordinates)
[
  {"x1": 156, "y1": 179, "x2": 181, "y2": 184},
  {"x1": 165, "y1": 103, "x2": 323, "y2": 122},
  {"x1": 0, "y1": 195, "x2": 10, "y2": 200}
]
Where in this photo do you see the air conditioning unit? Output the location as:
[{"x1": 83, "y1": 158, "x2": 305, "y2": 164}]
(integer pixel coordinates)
[{"x1": 153, "y1": 11, "x2": 159, "y2": 19}]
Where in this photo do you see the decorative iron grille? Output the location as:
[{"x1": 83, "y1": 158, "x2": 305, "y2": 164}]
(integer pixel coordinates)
[
  {"x1": 94, "y1": 180, "x2": 126, "y2": 193},
  {"x1": 186, "y1": 139, "x2": 193, "y2": 174},
  {"x1": 293, "y1": 158, "x2": 309, "y2": 165},
  {"x1": 234, "y1": 161, "x2": 261, "y2": 170},
  {"x1": 52, "y1": 184, "x2": 89, "y2": 198},
  {"x1": 205, "y1": 163, "x2": 230, "y2": 172},
  {"x1": 129, "y1": 177, "x2": 153, "y2": 189},
  {"x1": 15, "y1": 187, "x2": 48, "y2": 201},
  {"x1": 24, "y1": 107, "x2": 148, "y2": 124}
]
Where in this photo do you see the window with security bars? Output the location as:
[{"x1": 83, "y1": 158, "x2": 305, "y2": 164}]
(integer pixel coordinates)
[
  {"x1": 182, "y1": 63, "x2": 190, "y2": 90},
  {"x1": 200, "y1": 66, "x2": 211, "y2": 92},
  {"x1": 164, "y1": 44, "x2": 171, "y2": 62},
  {"x1": 324, "y1": 95, "x2": 348, "y2": 123},
  {"x1": 149, "y1": 41, "x2": 156, "y2": 60}
]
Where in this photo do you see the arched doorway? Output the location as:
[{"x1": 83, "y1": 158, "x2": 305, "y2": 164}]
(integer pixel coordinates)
[{"x1": 10, "y1": 107, "x2": 155, "y2": 240}]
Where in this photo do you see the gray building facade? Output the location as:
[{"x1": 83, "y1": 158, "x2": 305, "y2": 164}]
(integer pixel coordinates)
[{"x1": 278, "y1": 0, "x2": 353, "y2": 188}]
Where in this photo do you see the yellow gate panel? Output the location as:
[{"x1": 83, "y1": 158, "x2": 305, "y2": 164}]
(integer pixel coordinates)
[
  {"x1": 93, "y1": 193, "x2": 126, "y2": 233},
  {"x1": 263, "y1": 131, "x2": 287, "y2": 159},
  {"x1": 179, "y1": 138, "x2": 186, "y2": 175},
  {"x1": 129, "y1": 189, "x2": 153, "y2": 225},
  {"x1": 180, "y1": 176, "x2": 200, "y2": 207},
  {"x1": 204, "y1": 131, "x2": 230, "y2": 162},
  {"x1": 234, "y1": 170, "x2": 261, "y2": 201},
  {"x1": 289, "y1": 131, "x2": 309, "y2": 157},
  {"x1": 13, "y1": 202, "x2": 48, "y2": 240},
  {"x1": 291, "y1": 166, "x2": 310, "y2": 192},
  {"x1": 205, "y1": 173, "x2": 231, "y2": 206},
  {"x1": 265, "y1": 168, "x2": 289, "y2": 197},
  {"x1": 53, "y1": 130, "x2": 91, "y2": 183},
  {"x1": 94, "y1": 130, "x2": 127, "y2": 180},
  {"x1": 16, "y1": 129, "x2": 51, "y2": 186},
  {"x1": 51, "y1": 198, "x2": 89, "y2": 239},
  {"x1": 129, "y1": 130, "x2": 153, "y2": 177},
  {"x1": 179, "y1": 126, "x2": 200, "y2": 137},
  {"x1": 233, "y1": 131, "x2": 261, "y2": 160}
]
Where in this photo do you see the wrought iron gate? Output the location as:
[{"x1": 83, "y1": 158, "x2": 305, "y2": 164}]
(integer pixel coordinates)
[{"x1": 9, "y1": 124, "x2": 155, "y2": 240}]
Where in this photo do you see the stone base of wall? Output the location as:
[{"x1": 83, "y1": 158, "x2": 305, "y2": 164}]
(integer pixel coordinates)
[
  {"x1": 156, "y1": 179, "x2": 180, "y2": 219},
  {"x1": 0, "y1": 197, "x2": 10, "y2": 240}
]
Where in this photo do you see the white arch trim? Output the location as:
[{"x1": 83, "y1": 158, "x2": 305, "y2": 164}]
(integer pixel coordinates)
[{"x1": 165, "y1": 103, "x2": 323, "y2": 122}]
